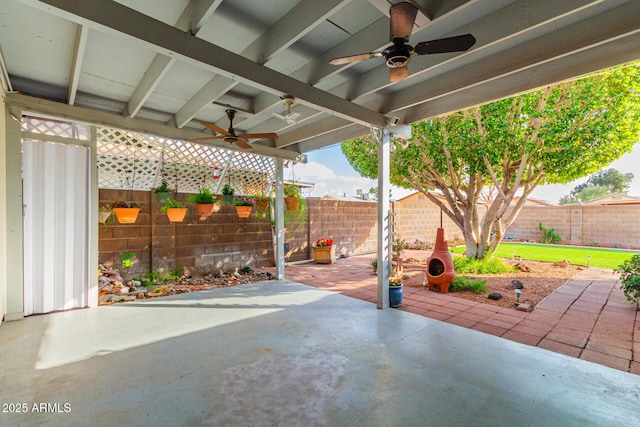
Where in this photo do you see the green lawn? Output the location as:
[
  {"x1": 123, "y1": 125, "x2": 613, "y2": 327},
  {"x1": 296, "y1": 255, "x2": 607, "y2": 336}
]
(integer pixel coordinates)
[{"x1": 450, "y1": 242, "x2": 638, "y2": 270}]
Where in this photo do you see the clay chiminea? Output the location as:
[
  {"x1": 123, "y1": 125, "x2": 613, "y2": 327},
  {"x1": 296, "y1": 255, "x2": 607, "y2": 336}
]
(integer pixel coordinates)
[{"x1": 426, "y1": 228, "x2": 456, "y2": 293}]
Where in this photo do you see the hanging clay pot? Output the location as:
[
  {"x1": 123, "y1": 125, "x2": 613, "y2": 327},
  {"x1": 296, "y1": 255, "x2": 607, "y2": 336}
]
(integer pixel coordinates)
[
  {"x1": 196, "y1": 204, "x2": 215, "y2": 217},
  {"x1": 114, "y1": 208, "x2": 140, "y2": 224},
  {"x1": 166, "y1": 208, "x2": 187, "y2": 222},
  {"x1": 256, "y1": 198, "x2": 269, "y2": 211},
  {"x1": 235, "y1": 206, "x2": 252, "y2": 218},
  {"x1": 284, "y1": 196, "x2": 299, "y2": 212}
]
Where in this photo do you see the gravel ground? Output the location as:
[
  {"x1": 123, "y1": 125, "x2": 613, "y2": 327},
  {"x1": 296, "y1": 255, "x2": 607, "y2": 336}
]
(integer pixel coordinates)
[{"x1": 402, "y1": 258, "x2": 585, "y2": 309}]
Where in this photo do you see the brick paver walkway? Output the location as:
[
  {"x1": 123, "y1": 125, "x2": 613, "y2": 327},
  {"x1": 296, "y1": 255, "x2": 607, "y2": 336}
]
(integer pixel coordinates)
[{"x1": 265, "y1": 251, "x2": 639, "y2": 375}]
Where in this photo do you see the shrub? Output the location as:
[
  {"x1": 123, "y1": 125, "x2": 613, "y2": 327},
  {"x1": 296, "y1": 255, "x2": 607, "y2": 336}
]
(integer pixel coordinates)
[
  {"x1": 160, "y1": 199, "x2": 186, "y2": 213},
  {"x1": 187, "y1": 187, "x2": 217, "y2": 204},
  {"x1": 538, "y1": 222, "x2": 561, "y2": 244},
  {"x1": 450, "y1": 276, "x2": 487, "y2": 294},
  {"x1": 615, "y1": 253, "x2": 640, "y2": 308},
  {"x1": 453, "y1": 256, "x2": 514, "y2": 274},
  {"x1": 141, "y1": 266, "x2": 184, "y2": 287},
  {"x1": 407, "y1": 239, "x2": 432, "y2": 250}
]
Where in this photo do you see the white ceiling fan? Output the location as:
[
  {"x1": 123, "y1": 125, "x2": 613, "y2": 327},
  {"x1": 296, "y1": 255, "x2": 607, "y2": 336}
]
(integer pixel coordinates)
[{"x1": 273, "y1": 95, "x2": 301, "y2": 125}]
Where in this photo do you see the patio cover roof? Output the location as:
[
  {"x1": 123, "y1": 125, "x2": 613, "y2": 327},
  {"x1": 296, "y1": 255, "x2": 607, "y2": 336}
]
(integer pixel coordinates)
[{"x1": 1, "y1": 0, "x2": 639, "y2": 160}]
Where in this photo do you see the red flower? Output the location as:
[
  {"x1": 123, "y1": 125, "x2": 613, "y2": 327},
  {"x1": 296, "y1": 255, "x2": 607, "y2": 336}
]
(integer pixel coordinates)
[{"x1": 316, "y1": 238, "x2": 333, "y2": 247}]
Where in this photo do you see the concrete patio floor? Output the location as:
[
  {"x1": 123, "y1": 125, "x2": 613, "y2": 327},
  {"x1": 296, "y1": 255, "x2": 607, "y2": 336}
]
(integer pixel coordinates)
[
  {"x1": 1, "y1": 277, "x2": 639, "y2": 426},
  {"x1": 275, "y1": 251, "x2": 640, "y2": 375}
]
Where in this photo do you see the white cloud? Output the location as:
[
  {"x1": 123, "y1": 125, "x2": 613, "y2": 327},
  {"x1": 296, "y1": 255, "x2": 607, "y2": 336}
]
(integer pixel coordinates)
[{"x1": 295, "y1": 161, "x2": 337, "y2": 180}]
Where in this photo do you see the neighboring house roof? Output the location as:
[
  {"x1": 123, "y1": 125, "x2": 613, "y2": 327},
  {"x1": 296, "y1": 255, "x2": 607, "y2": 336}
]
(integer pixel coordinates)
[
  {"x1": 511, "y1": 196, "x2": 556, "y2": 206},
  {"x1": 320, "y1": 195, "x2": 377, "y2": 203},
  {"x1": 582, "y1": 193, "x2": 640, "y2": 205}
]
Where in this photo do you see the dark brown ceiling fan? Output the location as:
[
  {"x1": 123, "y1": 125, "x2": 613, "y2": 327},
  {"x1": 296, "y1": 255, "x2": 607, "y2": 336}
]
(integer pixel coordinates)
[
  {"x1": 329, "y1": 2, "x2": 476, "y2": 82},
  {"x1": 188, "y1": 109, "x2": 278, "y2": 149}
]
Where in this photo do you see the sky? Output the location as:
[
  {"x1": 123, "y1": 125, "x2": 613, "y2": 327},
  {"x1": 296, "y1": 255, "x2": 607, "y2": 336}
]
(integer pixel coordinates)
[{"x1": 295, "y1": 142, "x2": 640, "y2": 204}]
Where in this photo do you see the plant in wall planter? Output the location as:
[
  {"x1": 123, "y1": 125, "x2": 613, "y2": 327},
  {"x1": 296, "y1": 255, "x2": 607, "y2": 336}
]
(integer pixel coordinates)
[
  {"x1": 221, "y1": 183, "x2": 235, "y2": 205},
  {"x1": 98, "y1": 204, "x2": 115, "y2": 230},
  {"x1": 254, "y1": 194, "x2": 270, "y2": 212},
  {"x1": 234, "y1": 197, "x2": 254, "y2": 218},
  {"x1": 113, "y1": 201, "x2": 141, "y2": 224},
  {"x1": 153, "y1": 179, "x2": 171, "y2": 203},
  {"x1": 187, "y1": 186, "x2": 220, "y2": 218},
  {"x1": 284, "y1": 183, "x2": 300, "y2": 211},
  {"x1": 389, "y1": 276, "x2": 404, "y2": 308},
  {"x1": 161, "y1": 199, "x2": 188, "y2": 222}
]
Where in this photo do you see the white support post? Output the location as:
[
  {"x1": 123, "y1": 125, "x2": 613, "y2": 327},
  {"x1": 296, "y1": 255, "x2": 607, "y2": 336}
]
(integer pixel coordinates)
[
  {"x1": 0, "y1": 104, "x2": 24, "y2": 321},
  {"x1": 377, "y1": 128, "x2": 391, "y2": 309},
  {"x1": 275, "y1": 158, "x2": 285, "y2": 279},
  {"x1": 89, "y1": 126, "x2": 99, "y2": 307}
]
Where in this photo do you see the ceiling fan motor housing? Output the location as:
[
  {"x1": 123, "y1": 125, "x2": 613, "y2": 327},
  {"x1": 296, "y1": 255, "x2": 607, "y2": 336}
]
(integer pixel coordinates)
[{"x1": 384, "y1": 41, "x2": 412, "y2": 68}]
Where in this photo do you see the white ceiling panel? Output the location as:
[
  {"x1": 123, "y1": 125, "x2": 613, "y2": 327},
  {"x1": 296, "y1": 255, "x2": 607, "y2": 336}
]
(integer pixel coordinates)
[{"x1": 1, "y1": 0, "x2": 638, "y2": 159}]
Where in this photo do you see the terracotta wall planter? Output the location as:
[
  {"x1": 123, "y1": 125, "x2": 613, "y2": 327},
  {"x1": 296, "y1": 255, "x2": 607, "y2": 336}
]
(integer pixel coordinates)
[
  {"x1": 256, "y1": 199, "x2": 269, "y2": 211},
  {"x1": 235, "y1": 206, "x2": 252, "y2": 218},
  {"x1": 196, "y1": 203, "x2": 216, "y2": 217},
  {"x1": 284, "y1": 196, "x2": 299, "y2": 212},
  {"x1": 113, "y1": 208, "x2": 140, "y2": 224},
  {"x1": 98, "y1": 211, "x2": 112, "y2": 224},
  {"x1": 166, "y1": 208, "x2": 187, "y2": 222}
]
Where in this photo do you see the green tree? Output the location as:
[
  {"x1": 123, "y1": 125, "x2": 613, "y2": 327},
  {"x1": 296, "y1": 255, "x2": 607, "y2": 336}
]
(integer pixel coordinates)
[
  {"x1": 559, "y1": 168, "x2": 634, "y2": 204},
  {"x1": 342, "y1": 61, "x2": 640, "y2": 259}
]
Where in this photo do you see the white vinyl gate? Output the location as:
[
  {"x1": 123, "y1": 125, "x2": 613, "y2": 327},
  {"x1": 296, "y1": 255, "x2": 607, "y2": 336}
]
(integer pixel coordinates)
[{"x1": 22, "y1": 140, "x2": 91, "y2": 316}]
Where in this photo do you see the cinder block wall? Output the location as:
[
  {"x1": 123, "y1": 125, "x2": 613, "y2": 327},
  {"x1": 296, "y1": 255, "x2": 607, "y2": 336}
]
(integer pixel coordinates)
[
  {"x1": 307, "y1": 198, "x2": 378, "y2": 257},
  {"x1": 99, "y1": 189, "x2": 275, "y2": 275},
  {"x1": 391, "y1": 194, "x2": 463, "y2": 245},
  {"x1": 506, "y1": 204, "x2": 640, "y2": 248},
  {"x1": 505, "y1": 206, "x2": 572, "y2": 243},
  {"x1": 99, "y1": 189, "x2": 640, "y2": 276}
]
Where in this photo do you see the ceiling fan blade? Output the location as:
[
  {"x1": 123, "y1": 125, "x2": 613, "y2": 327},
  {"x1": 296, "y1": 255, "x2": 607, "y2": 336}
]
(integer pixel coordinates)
[
  {"x1": 414, "y1": 34, "x2": 476, "y2": 55},
  {"x1": 235, "y1": 139, "x2": 253, "y2": 150},
  {"x1": 186, "y1": 136, "x2": 224, "y2": 142},
  {"x1": 201, "y1": 122, "x2": 231, "y2": 136},
  {"x1": 237, "y1": 132, "x2": 278, "y2": 139},
  {"x1": 330, "y1": 52, "x2": 381, "y2": 65},
  {"x1": 390, "y1": 2, "x2": 418, "y2": 42},
  {"x1": 390, "y1": 66, "x2": 409, "y2": 82}
]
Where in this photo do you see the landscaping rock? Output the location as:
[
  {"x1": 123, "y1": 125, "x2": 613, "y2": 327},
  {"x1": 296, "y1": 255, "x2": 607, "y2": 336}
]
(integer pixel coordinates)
[
  {"x1": 514, "y1": 262, "x2": 531, "y2": 272},
  {"x1": 510, "y1": 280, "x2": 524, "y2": 289},
  {"x1": 487, "y1": 292, "x2": 502, "y2": 300},
  {"x1": 99, "y1": 294, "x2": 112, "y2": 303}
]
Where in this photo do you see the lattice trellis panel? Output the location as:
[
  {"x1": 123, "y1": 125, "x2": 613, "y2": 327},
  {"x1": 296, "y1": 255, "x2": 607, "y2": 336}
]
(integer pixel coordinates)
[
  {"x1": 21, "y1": 117, "x2": 278, "y2": 195},
  {"x1": 21, "y1": 115, "x2": 91, "y2": 140},
  {"x1": 97, "y1": 128, "x2": 275, "y2": 194}
]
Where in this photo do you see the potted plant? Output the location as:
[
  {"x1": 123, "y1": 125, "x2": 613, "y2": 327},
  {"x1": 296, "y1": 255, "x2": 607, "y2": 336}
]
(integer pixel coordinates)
[
  {"x1": 284, "y1": 183, "x2": 300, "y2": 211},
  {"x1": 389, "y1": 276, "x2": 403, "y2": 308},
  {"x1": 113, "y1": 201, "x2": 141, "y2": 224},
  {"x1": 161, "y1": 199, "x2": 188, "y2": 222},
  {"x1": 187, "y1": 186, "x2": 220, "y2": 218},
  {"x1": 313, "y1": 238, "x2": 336, "y2": 264},
  {"x1": 616, "y1": 254, "x2": 640, "y2": 310},
  {"x1": 153, "y1": 179, "x2": 171, "y2": 203},
  {"x1": 98, "y1": 204, "x2": 115, "y2": 229},
  {"x1": 369, "y1": 257, "x2": 378, "y2": 274},
  {"x1": 221, "y1": 183, "x2": 235, "y2": 205},
  {"x1": 254, "y1": 194, "x2": 270, "y2": 211},
  {"x1": 234, "y1": 197, "x2": 254, "y2": 218}
]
